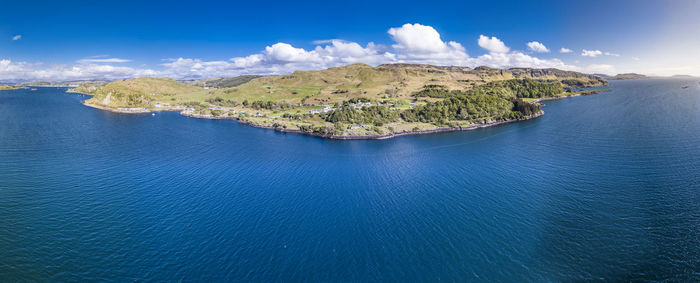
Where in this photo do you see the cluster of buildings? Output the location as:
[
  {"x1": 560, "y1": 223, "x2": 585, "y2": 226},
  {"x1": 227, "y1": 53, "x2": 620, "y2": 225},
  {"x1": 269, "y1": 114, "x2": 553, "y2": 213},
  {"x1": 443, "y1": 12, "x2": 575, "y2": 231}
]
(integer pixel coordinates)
[
  {"x1": 116, "y1": 107, "x2": 148, "y2": 112},
  {"x1": 153, "y1": 102, "x2": 186, "y2": 110},
  {"x1": 349, "y1": 102, "x2": 371, "y2": 109},
  {"x1": 348, "y1": 124, "x2": 374, "y2": 130},
  {"x1": 309, "y1": 105, "x2": 335, "y2": 114}
]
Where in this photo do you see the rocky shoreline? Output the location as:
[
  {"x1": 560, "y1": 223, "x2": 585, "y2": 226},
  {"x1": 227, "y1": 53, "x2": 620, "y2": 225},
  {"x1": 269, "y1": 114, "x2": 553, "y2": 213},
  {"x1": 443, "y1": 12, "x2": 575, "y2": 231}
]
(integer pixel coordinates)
[
  {"x1": 79, "y1": 88, "x2": 612, "y2": 140},
  {"x1": 533, "y1": 89, "x2": 611, "y2": 103},
  {"x1": 182, "y1": 110, "x2": 544, "y2": 140},
  {"x1": 82, "y1": 100, "x2": 547, "y2": 140}
]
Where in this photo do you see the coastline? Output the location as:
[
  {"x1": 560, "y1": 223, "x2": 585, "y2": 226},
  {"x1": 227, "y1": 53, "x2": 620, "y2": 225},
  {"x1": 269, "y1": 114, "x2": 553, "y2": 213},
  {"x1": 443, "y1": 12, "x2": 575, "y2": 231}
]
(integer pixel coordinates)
[
  {"x1": 186, "y1": 109, "x2": 544, "y2": 140},
  {"x1": 533, "y1": 89, "x2": 611, "y2": 103},
  {"x1": 78, "y1": 88, "x2": 608, "y2": 140}
]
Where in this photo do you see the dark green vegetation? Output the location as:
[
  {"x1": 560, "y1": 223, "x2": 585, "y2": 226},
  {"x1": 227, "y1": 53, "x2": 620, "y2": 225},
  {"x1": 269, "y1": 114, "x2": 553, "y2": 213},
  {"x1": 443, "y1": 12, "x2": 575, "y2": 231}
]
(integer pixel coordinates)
[
  {"x1": 402, "y1": 80, "x2": 556, "y2": 126},
  {"x1": 414, "y1": 79, "x2": 564, "y2": 99},
  {"x1": 323, "y1": 104, "x2": 399, "y2": 126}
]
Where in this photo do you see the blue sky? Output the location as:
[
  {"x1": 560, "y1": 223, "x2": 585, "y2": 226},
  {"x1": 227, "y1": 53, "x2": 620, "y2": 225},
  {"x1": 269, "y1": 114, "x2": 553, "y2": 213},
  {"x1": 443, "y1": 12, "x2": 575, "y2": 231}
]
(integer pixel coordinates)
[{"x1": 0, "y1": 0, "x2": 698, "y2": 81}]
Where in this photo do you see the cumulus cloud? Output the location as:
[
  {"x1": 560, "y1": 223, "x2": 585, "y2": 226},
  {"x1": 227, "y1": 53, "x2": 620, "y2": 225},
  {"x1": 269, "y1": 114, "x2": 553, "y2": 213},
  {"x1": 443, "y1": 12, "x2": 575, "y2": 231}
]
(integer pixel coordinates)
[
  {"x1": 389, "y1": 23, "x2": 449, "y2": 53},
  {"x1": 0, "y1": 59, "x2": 157, "y2": 82},
  {"x1": 77, "y1": 58, "x2": 131, "y2": 63},
  {"x1": 581, "y1": 49, "x2": 603, "y2": 57},
  {"x1": 526, "y1": 41, "x2": 549, "y2": 53},
  {"x1": 386, "y1": 23, "x2": 468, "y2": 64},
  {"x1": 12, "y1": 35, "x2": 21, "y2": 41},
  {"x1": 0, "y1": 23, "x2": 617, "y2": 82},
  {"x1": 478, "y1": 35, "x2": 510, "y2": 53},
  {"x1": 160, "y1": 40, "x2": 396, "y2": 79},
  {"x1": 473, "y1": 52, "x2": 574, "y2": 70},
  {"x1": 560, "y1": 47, "x2": 573, "y2": 53}
]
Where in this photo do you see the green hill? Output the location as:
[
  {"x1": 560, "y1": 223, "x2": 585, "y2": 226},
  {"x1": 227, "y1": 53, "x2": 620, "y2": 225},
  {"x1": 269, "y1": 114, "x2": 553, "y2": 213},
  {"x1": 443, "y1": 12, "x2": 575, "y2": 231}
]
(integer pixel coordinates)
[
  {"x1": 83, "y1": 77, "x2": 205, "y2": 108},
  {"x1": 73, "y1": 63, "x2": 608, "y2": 138}
]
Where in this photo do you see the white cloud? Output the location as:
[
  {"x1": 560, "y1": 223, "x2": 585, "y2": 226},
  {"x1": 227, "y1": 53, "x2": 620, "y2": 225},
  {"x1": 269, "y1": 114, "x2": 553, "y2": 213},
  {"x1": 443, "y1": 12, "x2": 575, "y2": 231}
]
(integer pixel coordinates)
[
  {"x1": 160, "y1": 40, "x2": 395, "y2": 79},
  {"x1": 478, "y1": 35, "x2": 510, "y2": 53},
  {"x1": 581, "y1": 49, "x2": 603, "y2": 57},
  {"x1": 311, "y1": 39, "x2": 341, "y2": 45},
  {"x1": 0, "y1": 23, "x2": 619, "y2": 81},
  {"x1": 388, "y1": 23, "x2": 449, "y2": 53},
  {"x1": 604, "y1": 52, "x2": 620, "y2": 57},
  {"x1": 632, "y1": 57, "x2": 640, "y2": 61},
  {"x1": 527, "y1": 41, "x2": 549, "y2": 53},
  {"x1": 0, "y1": 59, "x2": 157, "y2": 82},
  {"x1": 473, "y1": 52, "x2": 575, "y2": 70},
  {"x1": 12, "y1": 35, "x2": 21, "y2": 41},
  {"x1": 560, "y1": 47, "x2": 573, "y2": 53},
  {"x1": 77, "y1": 58, "x2": 132, "y2": 63},
  {"x1": 384, "y1": 23, "x2": 468, "y2": 65}
]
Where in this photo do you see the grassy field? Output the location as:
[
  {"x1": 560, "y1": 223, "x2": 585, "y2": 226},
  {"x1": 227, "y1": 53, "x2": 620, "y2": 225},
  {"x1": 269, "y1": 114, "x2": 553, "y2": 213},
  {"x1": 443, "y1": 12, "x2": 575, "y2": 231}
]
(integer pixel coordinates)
[{"x1": 74, "y1": 63, "x2": 608, "y2": 137}]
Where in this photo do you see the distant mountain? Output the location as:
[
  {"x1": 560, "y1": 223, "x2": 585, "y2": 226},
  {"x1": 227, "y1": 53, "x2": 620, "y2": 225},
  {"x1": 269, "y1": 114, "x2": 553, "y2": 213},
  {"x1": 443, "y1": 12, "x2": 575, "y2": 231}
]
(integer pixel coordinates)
[
  {"x1": 671, "y1": 74, "x2": 696, "y2": 78},
  {"x1": 595, "y1": 73, "x2": 648, "y2": 80},
  {"x1": 20, "y1": 80, "x2": 109, "y2": 87},
  {"x1": 183, "y1": 75, "x2": 262, "y2": 89}
]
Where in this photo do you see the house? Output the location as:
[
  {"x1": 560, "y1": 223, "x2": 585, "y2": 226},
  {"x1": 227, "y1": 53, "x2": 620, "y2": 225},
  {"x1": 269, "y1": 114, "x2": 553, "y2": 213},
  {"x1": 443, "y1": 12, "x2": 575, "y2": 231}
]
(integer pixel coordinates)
[
  {"x1": 117, "y1": 107, "x2": 148, "y2": 112},
  {"x1": 350, "y1": 102, "x2": 371, "y2": 109},
  {"x1": 309, "y1": 105, "x2": 335, "y2": 114},
  {"x1": 348, "y1": 124, "x2": 361, "y2": 130}
]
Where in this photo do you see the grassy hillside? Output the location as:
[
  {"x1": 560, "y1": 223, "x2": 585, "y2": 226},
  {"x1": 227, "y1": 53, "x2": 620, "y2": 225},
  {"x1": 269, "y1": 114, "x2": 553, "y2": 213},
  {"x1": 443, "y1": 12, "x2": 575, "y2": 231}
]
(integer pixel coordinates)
[
  {"x1": 184, "y1": 75, "x2": 262, "y2": 88},
  {"x1": 83, "y1": 77, "x2": 205, "y2": 108},
  {"x1": 73, "y1": 63, "x2": 609, "y2": 137},
  {"x1": 0, "y1": 84, "x2": 21, "y2": 91}
]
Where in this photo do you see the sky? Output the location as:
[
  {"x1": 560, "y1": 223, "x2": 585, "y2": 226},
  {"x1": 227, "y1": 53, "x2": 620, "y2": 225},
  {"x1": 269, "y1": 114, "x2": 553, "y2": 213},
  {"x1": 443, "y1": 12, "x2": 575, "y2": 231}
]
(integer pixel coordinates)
[{"x1": 0, "y1": 0, "x2": 698, "y2": 82}]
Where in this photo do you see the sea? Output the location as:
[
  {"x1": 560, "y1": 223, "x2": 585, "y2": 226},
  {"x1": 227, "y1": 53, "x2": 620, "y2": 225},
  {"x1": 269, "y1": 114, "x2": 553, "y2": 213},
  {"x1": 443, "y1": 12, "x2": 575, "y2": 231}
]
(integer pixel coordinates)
[{"x1": 0, "y1": 79, "x2": 698, "y2": 281}]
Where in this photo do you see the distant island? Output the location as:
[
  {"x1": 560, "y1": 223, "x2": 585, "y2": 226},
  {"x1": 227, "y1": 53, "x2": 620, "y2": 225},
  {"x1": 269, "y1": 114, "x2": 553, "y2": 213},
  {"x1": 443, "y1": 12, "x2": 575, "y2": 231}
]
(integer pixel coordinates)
[
  {"x1": 20, "y1": 80, "x2": 109, "y2": 88},
  {"x1": 595, "y1": 73, "x2": 649, "y2": 80},
  {"x1": 671, "y1": 74, "x2": 697, "y2": 78},
  {"x1": 70, "y1": 63, "x2": 609, "y2": 139}
]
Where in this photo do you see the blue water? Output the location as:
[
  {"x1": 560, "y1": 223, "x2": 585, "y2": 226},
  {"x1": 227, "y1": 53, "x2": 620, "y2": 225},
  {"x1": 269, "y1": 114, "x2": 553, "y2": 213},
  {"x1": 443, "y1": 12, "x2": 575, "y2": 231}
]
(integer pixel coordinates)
[{"x1": 1, "y1": 80, "x2": 699, "y2": 281}]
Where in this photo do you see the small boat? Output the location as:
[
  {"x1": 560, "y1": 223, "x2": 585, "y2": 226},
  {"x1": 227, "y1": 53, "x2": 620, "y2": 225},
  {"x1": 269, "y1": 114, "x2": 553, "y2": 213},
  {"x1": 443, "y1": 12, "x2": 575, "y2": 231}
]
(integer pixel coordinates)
[
  {"x1": 682, "y1": 86, "x2": 689, "y2": 89},
  {"x1": 152, "y1": 113, "x2": 156, "y2": 116}
]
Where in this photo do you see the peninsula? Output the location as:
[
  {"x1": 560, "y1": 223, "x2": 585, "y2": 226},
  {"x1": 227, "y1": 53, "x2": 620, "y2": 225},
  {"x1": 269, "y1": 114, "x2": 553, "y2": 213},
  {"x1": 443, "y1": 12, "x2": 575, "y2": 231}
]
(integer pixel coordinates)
[
  {"x1": 71, "y1": 63, "x2": 608, "y2": 139},
  {"x1": 0, "y1": 84, "x2": 22, "y2": 91}
]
